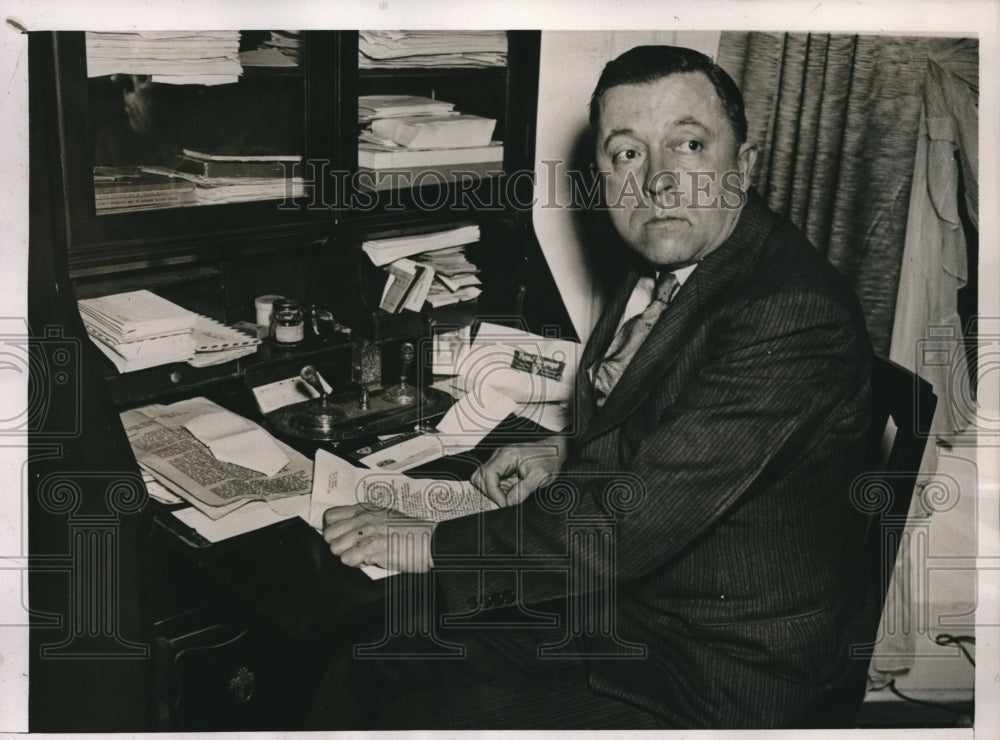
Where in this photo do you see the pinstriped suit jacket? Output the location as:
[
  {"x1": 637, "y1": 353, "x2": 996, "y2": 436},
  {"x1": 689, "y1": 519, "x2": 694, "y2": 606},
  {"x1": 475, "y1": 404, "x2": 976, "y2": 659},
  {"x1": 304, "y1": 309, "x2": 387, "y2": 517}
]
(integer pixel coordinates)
[{"x1": 433, "y1": 189, "x2": 877, "y2": 728}]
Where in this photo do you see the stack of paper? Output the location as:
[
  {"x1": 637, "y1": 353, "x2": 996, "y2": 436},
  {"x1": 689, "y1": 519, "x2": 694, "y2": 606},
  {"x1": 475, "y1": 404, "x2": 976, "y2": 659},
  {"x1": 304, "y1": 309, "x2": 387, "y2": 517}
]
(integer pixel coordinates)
[
  {"x1": 358, "y1": 95, "x2": 456, "y2": 123},
  {"x1": 371, "y1": 114, "x2": 496, "y2": 149},
  {"x1": 141, "y1": 165, "x2": 305, "y2": 205},
  {"x1": 85, "y1": 31, "x2": 243, "y2": 85},
  {"x1": 417, "y1": 247, "x2": 482, "y2": 308},
  {"x1": 93, "y1": 166, "x2": 196, "y2": 214},
  {"x1": 362, "y1": 225, "x2": 480, "y2": 266},
  {"x1": 358, "y1": 30, "x2": 507, "y2": 69},
  {"x1": 188, "y1": 314, "x2": 261, "y2": 367},
  {"x1": 121, "y1": 399, "x2": 312, "y2": 522},
  {"x1": 240, "y1": 31, "x2": 302, "y2": 67},
  {"x1": 366, "y1": 228, "x2": 482, "y2": 314},
  {"x1": 358, "y1": 94, "x2": 502, "y2": 188},
  {"x1": 79, "y1": 290, "x2": 198, "y2": 372},
  {"x1": 78, "y1": 290, "x2": 260, "y2": 372}
]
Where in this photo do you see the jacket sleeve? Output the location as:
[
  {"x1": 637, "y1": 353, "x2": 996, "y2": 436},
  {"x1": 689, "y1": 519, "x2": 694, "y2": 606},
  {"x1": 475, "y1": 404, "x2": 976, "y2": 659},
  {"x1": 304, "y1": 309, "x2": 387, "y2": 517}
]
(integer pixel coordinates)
[{"x1": 431, "y1": 287, "x2": 871, "y2": 611}]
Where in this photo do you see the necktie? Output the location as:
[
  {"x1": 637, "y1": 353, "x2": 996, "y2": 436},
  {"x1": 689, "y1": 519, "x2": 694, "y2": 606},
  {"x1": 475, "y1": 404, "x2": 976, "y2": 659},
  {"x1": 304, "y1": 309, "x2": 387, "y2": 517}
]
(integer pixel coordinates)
[{"x1": 592, "y1": 271, "x2": 679, "y2": 406}]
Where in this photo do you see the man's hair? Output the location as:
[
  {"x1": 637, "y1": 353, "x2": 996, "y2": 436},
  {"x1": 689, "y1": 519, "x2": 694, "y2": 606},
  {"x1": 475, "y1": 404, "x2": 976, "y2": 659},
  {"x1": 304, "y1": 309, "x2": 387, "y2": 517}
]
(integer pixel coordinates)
[{"x1": 589, "y1": 45, "x2": 748, "y2": 144}]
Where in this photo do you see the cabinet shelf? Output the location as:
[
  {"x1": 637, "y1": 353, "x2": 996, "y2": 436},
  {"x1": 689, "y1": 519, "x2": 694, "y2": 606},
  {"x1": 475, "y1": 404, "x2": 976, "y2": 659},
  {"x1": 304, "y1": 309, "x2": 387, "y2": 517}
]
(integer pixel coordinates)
[{"x1": 358, "y1": 66, "x2": 506, "y2": 79}]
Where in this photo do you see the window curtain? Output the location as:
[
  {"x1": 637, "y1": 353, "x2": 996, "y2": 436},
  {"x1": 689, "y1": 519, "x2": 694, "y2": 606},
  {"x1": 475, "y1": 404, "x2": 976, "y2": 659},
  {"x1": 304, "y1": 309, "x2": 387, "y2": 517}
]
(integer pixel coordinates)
[
  {"x1": 716, "y1": 33, "x2": 932, "y2": 356},
  {"x1": 890, "y1": 38, "x2": 978, "y2": 445},
  {"x1": 717, "y1": 34, "x2": 979, "y2": 682}
]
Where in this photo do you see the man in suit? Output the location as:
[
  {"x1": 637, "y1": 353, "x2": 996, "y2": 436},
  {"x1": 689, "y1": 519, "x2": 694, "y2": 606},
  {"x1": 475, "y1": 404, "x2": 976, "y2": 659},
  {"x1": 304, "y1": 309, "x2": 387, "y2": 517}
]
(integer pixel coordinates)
[{"x1": 317, "y1": 45, "x2": 876, "y2": 729}]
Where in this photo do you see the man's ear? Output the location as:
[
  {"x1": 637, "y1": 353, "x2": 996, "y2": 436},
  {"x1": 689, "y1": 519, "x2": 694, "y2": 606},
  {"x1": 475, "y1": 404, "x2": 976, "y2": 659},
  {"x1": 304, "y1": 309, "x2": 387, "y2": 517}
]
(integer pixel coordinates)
[{"x1": 737, "y1": 142, "x2": 757, "y2": 186}]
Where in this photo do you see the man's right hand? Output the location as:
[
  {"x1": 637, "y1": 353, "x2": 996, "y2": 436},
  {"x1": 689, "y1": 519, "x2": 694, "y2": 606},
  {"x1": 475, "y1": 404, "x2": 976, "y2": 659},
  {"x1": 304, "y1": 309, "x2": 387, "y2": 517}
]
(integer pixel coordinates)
[{"x1": 471, "y1": 436, "x2": 569, "y2": 508}]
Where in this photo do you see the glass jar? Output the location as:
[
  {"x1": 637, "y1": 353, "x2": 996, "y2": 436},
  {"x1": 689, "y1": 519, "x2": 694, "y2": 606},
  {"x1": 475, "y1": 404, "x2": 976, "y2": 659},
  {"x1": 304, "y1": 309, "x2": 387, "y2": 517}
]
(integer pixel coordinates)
[
  {"x1": 270, "y1": 298, "x2": 304, "y2": 346},
  {"x1": 305, "y1": 303, "x2": 335, "y2": 340}
]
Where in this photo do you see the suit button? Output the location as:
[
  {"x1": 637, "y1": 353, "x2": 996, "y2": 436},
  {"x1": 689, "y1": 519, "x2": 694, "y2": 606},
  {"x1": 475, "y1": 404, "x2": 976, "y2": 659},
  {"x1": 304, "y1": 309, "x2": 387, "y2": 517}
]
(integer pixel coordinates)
[{"x1": 466, "y1": 596, "x2": 479, "y2": 609}]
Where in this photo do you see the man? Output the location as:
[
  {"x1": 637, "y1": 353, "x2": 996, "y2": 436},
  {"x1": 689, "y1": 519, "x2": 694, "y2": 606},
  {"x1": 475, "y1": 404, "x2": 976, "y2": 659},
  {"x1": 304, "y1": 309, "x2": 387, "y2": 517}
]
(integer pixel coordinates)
[{"x1": 318, "y1": 45, "x2": 876, "y2": 728}]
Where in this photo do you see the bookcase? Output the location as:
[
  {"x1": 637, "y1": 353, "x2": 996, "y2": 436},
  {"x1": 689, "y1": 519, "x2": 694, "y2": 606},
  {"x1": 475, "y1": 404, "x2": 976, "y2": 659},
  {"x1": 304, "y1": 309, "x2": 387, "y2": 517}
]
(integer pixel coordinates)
[{"x1": 28, "y1": 29, "x2": 573, "y2": 731}]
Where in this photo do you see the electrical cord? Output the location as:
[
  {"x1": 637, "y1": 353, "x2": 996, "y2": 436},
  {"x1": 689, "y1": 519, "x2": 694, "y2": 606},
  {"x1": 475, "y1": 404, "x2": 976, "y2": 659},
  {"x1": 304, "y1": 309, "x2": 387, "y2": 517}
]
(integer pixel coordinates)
[
  {"x1": 874, "y1": 679, "x2": 970, "y2": 717},
  {"x1": 866, "y1": 633, "x2": 975, "y2": 718},
  {"x1": 934, "y1": 633, "x2": 975, "y2": 667}
]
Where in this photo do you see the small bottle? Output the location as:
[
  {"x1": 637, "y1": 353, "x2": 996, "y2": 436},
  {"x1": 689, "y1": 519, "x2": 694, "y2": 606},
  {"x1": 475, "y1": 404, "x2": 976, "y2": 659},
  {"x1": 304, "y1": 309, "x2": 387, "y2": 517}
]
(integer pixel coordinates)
[
  {"x1": 270, "y1": 298, "x2": 304, "y2": 346},
  {"x1": 254, "y1": 294, "x2": 283, "y2": 338}
]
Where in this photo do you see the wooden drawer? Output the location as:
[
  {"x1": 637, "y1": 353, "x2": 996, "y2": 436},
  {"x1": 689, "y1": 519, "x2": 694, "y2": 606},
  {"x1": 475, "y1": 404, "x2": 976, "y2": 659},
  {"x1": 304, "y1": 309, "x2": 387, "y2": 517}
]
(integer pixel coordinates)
[{"x1": 153, "y1": 607, "x2": 326, "y2": 731}]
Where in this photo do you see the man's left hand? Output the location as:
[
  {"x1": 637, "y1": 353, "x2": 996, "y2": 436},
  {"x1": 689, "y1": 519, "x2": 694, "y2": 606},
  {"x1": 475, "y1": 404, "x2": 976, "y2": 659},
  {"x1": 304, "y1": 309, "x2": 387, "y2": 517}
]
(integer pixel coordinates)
[{"x1": 322, "y1": 504, "x2": 436, "y2": 572}]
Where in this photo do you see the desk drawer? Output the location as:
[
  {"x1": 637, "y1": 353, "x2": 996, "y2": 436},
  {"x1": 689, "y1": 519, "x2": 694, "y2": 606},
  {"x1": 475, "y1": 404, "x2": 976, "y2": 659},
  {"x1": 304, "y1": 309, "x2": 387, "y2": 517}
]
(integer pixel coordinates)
[{"x1": 154, "y1": 608, "x2": 325, "y2": 731}]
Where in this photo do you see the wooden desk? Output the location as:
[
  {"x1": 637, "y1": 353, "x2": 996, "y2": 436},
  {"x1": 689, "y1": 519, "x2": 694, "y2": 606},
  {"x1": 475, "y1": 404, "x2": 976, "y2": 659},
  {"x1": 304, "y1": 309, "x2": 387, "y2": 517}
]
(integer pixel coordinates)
[{"x1": 142, "y1": 400, "x2": 548, "y2": 731}]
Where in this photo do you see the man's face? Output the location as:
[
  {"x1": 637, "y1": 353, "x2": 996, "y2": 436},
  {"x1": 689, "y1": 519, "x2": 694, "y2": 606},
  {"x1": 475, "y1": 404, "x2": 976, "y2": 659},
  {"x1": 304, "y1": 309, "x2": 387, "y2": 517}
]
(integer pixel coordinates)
[{"x1": 594, "y1": 72, "x2": 756, "y2": 269}]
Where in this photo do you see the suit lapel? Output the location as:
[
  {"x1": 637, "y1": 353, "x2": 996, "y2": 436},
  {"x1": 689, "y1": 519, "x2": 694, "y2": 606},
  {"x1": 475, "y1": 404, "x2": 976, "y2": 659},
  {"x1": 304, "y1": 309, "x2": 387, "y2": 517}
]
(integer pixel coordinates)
[
  {"x1": 577, "y1": 191, "x2": 777, "y2": 447},
  {"x1": 574, "y1": 261, "x2": 642, "y2": 436}
]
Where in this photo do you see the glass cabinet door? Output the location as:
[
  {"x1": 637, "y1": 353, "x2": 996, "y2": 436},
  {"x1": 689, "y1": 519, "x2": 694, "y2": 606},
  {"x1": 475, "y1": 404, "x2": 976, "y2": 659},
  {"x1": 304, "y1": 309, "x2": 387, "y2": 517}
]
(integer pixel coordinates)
[
  {"x1": 44, "y1": 31, "x2": 348, "y2": 275},
  {"x1": 87, "y1": 31, "x2": 306, "y2": 214}
]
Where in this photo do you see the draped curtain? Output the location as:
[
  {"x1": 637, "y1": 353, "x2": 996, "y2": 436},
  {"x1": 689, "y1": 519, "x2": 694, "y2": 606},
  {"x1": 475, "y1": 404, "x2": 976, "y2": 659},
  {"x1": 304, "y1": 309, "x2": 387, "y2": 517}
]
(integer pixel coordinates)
[
  {"x1": 717, "y1": 34, "x2": 980, "y2": 680},
  {"x1": 716, "y1": 33, "x2": 932, "y2": 356}
]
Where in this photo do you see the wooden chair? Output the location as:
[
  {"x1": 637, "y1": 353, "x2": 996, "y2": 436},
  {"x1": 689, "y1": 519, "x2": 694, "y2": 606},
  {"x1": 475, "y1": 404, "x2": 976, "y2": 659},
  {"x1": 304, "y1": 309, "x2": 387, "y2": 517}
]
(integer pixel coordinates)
[{"x1": 806, "y1": 355, "x2": 938, "y2": 726}]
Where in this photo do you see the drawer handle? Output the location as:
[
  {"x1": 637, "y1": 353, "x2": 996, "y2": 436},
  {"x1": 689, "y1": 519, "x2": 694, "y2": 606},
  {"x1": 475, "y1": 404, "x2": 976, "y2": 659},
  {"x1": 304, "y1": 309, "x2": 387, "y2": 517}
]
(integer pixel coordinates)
[{"x1": 228, "y1": 666, "x2": 255, "y2": 703}]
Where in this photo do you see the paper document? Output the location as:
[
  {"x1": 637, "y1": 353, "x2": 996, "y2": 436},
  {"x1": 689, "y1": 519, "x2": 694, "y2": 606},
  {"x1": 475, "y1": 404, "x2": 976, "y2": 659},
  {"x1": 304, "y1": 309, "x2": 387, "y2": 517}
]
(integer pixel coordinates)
[
  {"x1": 431, "y1": 377, "x2": 571, "y2": 435},
  {"x1": 183, "y1": 410, "x2": 289, "y2": 477},
  {"x1": 358, "y1": 432, "x2": 446, "y2": 472},
  {"x1": 434, "y1": 382, "x2": 519, "y2": 451},
  {"x1": 452, "y1": 322, "x2": 580, "y2": 405},
  {"x1": 121, "y1": 398, "x2": 312, "y2": 520},
  {"x1": 252, "y1": 373, "x2": 333, "y2": 415},
  {"x1": 141, "y1": 471, "x2": 184, "y2": 505},
  {"x1": 310, "y1": 448, "x2": 496, "y2": 530},
  {"x1": 172, "y1": 495, "x2": 309, "y2": 544}
]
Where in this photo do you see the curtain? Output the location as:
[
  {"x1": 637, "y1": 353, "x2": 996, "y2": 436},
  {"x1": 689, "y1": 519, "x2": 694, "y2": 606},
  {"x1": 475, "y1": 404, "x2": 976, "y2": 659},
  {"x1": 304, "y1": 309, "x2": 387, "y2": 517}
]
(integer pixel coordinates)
[
  {"x1": 718, "y1": 34, "x2": 980, "y2": 681},
  {"x1": 716, "y1": 33, "x2": 932, "y2": 356},
  {"x1": 891, "y1": 38, "x2": 979, "y2": 443}
]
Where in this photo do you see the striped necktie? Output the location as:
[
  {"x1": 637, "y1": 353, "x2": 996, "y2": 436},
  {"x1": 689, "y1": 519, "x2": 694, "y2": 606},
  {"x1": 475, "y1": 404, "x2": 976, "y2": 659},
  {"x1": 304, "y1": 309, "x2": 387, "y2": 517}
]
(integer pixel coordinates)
[{"x1": 592, "y1": 271, "x2": 679, "y2": 407}]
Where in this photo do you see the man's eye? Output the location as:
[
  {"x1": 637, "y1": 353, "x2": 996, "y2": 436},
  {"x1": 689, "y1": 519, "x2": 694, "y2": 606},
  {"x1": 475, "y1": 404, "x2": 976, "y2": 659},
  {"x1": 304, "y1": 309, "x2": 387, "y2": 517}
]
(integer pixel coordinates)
[
  {"x1": 612, "y1": 149, "x2": 642, "y2": 165},
  {"x1": 677, "y1": 140, "x2": 702, "y2": 152}
]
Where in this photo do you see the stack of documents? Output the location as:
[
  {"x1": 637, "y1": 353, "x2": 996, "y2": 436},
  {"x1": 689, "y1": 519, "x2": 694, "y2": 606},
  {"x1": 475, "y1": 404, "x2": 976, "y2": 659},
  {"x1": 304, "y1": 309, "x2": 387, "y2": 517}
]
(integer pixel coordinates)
[
  {"x1": 187, "y1": 314, "x2": 261, "y2": 367},
  {"x1": 85, "y1": 31, "x2": 243, "y2": 85},
  {"x1": 358, "y1": 95, "x2": 502, "y2": 189},
  {"x1": 358, "y1": 94, "x2": 456, "y2": 122},
  {"x1": 363, "y1": 226, "x2": 482, "y2": 314},
  {"x1": 358, "y1": 30, "x2": 507, "y2": 69},
  {"x1": 370, "y1": 114, "x2": 496, "y2": 150},
  {"x1": 122, "y1": 399, "x2": 312, "y2": 525},
  {"x1": 79, "y1": 290, "x2": 198, "y2": 372},
  {"x1": 362, "y1": 224, "x2": 480, "y2": 266},
  {"x1": 142, "y1": 164, "x2": 305, "y2": 205},
  {"x1": 93, "y1": 166, "x2": 195, "y2": 214},
  {"x1": 239, "y1": 31, "x2": 302, "y2": 67},
  {"x1": 417, "y1": 247, "x2": 482, "y2": 308},
  {"x1": 79, "y1": 290, "x2": 260, "y2": 372}
]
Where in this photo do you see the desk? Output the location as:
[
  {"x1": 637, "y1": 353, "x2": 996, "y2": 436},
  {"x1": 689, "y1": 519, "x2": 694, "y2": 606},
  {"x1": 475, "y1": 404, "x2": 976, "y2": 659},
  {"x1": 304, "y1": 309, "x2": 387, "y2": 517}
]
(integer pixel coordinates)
[{"x1": 141, "y1": 389, "x2": 549, "y2": 730}]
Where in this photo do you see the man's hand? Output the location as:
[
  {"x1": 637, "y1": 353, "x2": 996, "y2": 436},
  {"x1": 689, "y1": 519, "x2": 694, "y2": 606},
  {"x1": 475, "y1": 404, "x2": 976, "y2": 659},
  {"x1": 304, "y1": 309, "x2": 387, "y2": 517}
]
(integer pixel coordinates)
[
  {"x1": 322, "y1": 504, "x2": 435, "y2": 572},
  {"x1": 470, "y1": 436, "x2": 569, "y2": 507}
]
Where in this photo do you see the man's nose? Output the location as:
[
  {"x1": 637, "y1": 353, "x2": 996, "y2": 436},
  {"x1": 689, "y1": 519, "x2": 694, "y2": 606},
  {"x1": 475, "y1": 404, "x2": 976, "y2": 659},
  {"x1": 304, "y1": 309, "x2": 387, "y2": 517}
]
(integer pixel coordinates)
[{"x1": 643, "y1": 151, "x2": 678, "y2": 203}]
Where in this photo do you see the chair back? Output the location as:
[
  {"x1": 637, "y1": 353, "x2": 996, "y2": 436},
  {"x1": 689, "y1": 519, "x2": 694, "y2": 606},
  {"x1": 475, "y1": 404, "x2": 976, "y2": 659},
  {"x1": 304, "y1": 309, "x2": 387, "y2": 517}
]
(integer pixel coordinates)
[
  {"x1": 862, "y1": 355, "x2": 937, "y2": 607},
  {"x1": 800, "y1": 355, "x2": 937, "y2": 727}
]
